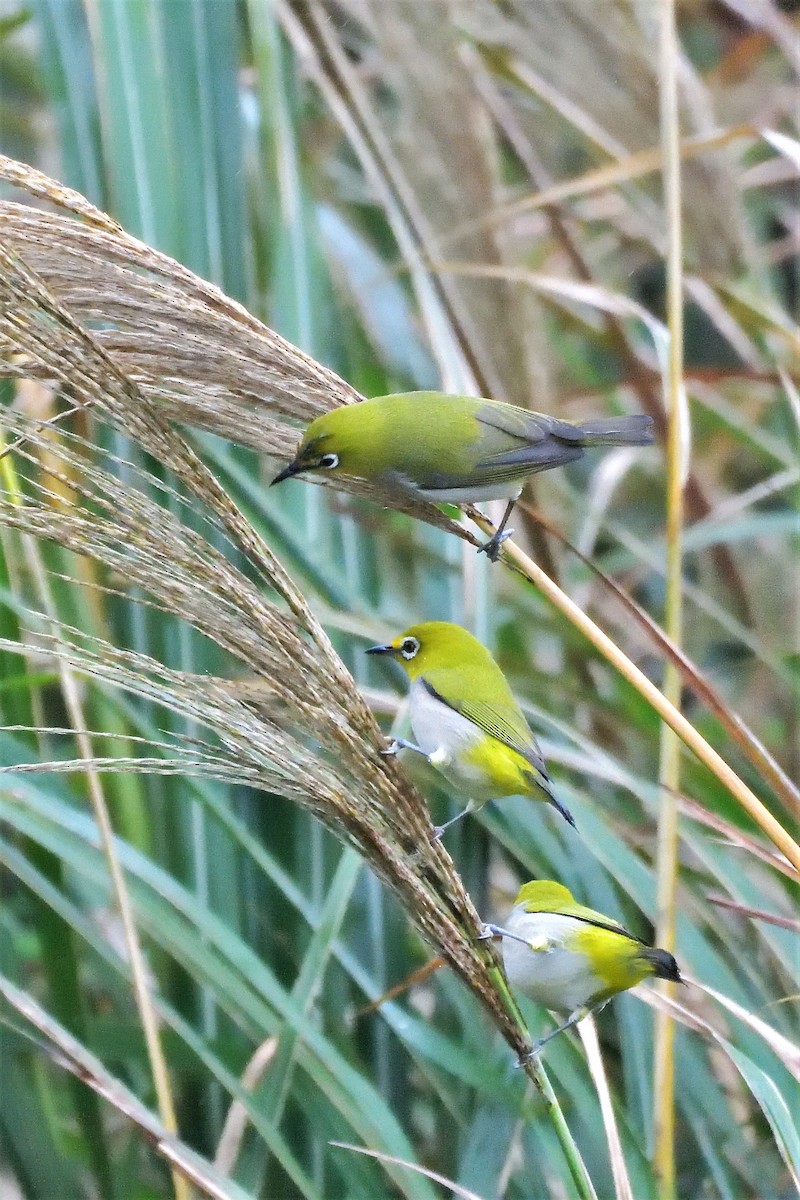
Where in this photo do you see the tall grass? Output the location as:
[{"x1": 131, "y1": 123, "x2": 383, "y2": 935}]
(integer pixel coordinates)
[
  {"x1": 0, "y1": 3, "x2": 798, "y2": 1199},
  {"x1": 654, "y1": 8, "x2": 687, "y2": 1192}
]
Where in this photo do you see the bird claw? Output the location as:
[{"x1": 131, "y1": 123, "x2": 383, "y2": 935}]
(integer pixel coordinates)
[
  {"x1": 430, "y1": 825, "x2": 445, "y2": 842},
  {"x1": 478, "y1": 528, "x2": 514, "y2": 562},
  {"x1": 515, "y1": 1043, "x2": 543, "y2": 1069},
  {"x1": 380, "y1": 740, "x2": 401, "y2": 757},
  {"x1": 474, "y1": 923, "x2": 495, "y2": 942}
]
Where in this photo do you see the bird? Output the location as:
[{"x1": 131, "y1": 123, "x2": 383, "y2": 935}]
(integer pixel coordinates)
[
  {"x1": 272, "y1": 390, "x2": 654, "y2": 560},
  {"x1": 482, "y1": 880, "x2": 683, "y2": 1056},
  {"x1": 365, "y1": 621, "x2": 575, "y2": 838}
]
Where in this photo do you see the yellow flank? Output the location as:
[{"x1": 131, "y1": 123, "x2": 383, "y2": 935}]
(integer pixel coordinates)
[
  {"x1": 499, "y1": 881, "x2": 683, "y2": 1042},
  {"x1": 462, "y1": 737, "x2": 538, "y2": 799},
  {"x1": 570, "y1": 925, "x2": 650, "y2": 998}
]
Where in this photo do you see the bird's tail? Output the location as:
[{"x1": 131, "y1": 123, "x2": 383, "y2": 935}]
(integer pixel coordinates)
[
  {"x1": 559, "y1": 414, "x2": 655, "y2": 447},
  {"x1": 549, "y1": 792, "x2": 577, "y2": 831},
  {"x1": 527, "y1": 768, "x2": 577, "y2": 831}
]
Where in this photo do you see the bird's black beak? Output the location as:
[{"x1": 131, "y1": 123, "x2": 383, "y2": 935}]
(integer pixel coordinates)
[
  {"x1": 271, "y1": 460, "x2": 302, "y2": 486},
  {"x1": 366, "y1": 643, "x2": 395, "y2": 656}
]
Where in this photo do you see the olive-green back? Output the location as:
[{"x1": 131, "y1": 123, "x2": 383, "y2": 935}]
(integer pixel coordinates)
[
  {"x1": 304, "y1": 393, "x2": 581, "y2": 490},
  {"x1": 401, "y1": 621, "x2": 546, "y2": 772},
  {"x1": 517, "y1": 881, "x2": 642, "y2": 943}
]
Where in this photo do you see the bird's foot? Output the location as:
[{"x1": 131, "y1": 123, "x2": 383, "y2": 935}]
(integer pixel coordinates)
[
  {"x1": 477, "y1": 528, "x2": 514, "y2": 562},
  {"x1": 430, "y1": 803, "x2": 473, "y2": 842},
  {"x1": 514, "y1": 1043, "x2": 543, "y2": 1069},
  {"x1": 380, "y1": 737, "x2": 422, "y2": 758},
  {"x1": 474, "y1": 923, "x2": 498, "y2": 942}
]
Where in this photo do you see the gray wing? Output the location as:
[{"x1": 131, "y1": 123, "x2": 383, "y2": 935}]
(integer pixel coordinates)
[
  {"x1": 474, "y1": 404, "x2": 585, "y2": 474},
  {"x1": 421, "y1": 681, "x2": 546, "y2": 773},
  {"x1": 383, "y1": 402, "x2": 583, "y2": 492}
]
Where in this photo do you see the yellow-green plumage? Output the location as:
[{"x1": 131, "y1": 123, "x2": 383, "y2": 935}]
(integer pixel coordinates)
[
  {"x1": 367, "y1": 622, "x2": 575, "y2": 832},
  {"x1": 494, "y1": 881, "x2": 681, "y2": 1047},
  {"x1": 275, "y1": 391, "x2": 655, "y2": 502},
  {"x1": 273, "y1": 392, "x2": 653, "y2": 561}
]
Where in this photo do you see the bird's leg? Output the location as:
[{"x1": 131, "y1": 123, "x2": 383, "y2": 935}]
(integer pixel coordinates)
[
  {"x1": 476, "y1": 922, "x2": 510, "y2": 942},
  {"x1": 478, "y1": 497, "x2": 516, "y2": 562},
  {"x1": 534, "y1": 1008, "x2": 592, "y2": 1056},
  {"x1": 475, "y1": 923, "x2": 546, "y2": 950},
  {"x1": 514, "y1": 1009, "x2": 589, "y2": 1068},
  {"x1": 431, "y1": 799, "x2": 476, "y2": 842},
  {"x1": 380, "y1": 737, "x2": 429, "y2": 758}
]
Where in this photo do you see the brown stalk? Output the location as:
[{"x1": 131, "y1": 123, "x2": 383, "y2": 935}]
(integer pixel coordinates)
[
  {"x1": 465, "y1": 506, "x2": 800, "y2": 875},
  {"x1": 704, "y1": 896, "x2": 800, "y2": 934},
  {"x1": 0, "y1": 157, "x2": 596, "y2": 1198},
  {"x1": 475, "y1": 67, "x2": 753, "y2": 620},
  {"x1": 443, "y1": 123, "x2": 758, "y2": 249},
  {"x1": 518, "y1": 502, "x2": 800, "y2": 818}
]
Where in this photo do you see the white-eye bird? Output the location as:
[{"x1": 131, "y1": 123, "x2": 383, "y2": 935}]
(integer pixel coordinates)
[
  {"x1": 366, "y1": 621, "x2": 575, "y2": 838},
  {"x1": 272, "y1": 391, "x2": 654, "y2": 560},
  {"x1": 483, "y1": 880, "x2": 682, "y2": 1055}
]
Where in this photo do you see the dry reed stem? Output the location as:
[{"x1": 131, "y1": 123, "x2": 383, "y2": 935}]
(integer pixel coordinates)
[
  {"x1": 519, "y1": 502, "x2": 799, "y2": 816},
  {"x1": 466, "y1": 508, "x2": 800, "y2": 875},
  {"x1": 0, "y1": 162, "x2": 525, "y2": 1049},
  {"x1": 579, "y1": 1016, "x2": 634, "y2": 1200},
  {"x1": 214, "y1": 1037, "x2": 278, "y2": 1176},
  {"x1": 654, "y1": 6, "x2": 687, "y2": 1194},
  {"x1": 444, "y1": 123, "x2": 758, "y2": 249},
  {"x1": 0, "y1": 155, "x2": 595, "y2": 1197},
  {"x1": 0, "y1": 976, "x2": 251, "y2": 1200},
  {"x1": 0, "y1": 451, "x2": 188, "y2": 1200}
]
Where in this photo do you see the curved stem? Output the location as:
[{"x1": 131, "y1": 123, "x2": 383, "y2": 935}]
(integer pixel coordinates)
[
  {"x1": 524, "y1": 1056, "x2": 599, "y2": 1200},
  {"x1": 466, "y1": 507, "x2": 800, "y2": 875},
  {"x1": 479, "y1": 944, "x2": 598, "y2": 1200}
]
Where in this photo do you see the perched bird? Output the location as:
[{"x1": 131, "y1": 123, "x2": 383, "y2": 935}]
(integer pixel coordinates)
[
  {"x1": 272, "y1": 391, "x2": 654, "y2": 560},
  {"x1": 483, "y1": 880, "x2": 682, "y2": 1055},
  {"x1": 366, "y1": 621, "x2": 574, "y2": 837}
]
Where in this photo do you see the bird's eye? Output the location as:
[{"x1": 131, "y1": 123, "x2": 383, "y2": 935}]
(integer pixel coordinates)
[
  {"x1": 319, "y1": 453, "x2": 339, "y2": 469},
  {"x1": 400, "y1": 637, "x2": 420, "y2": 659}
]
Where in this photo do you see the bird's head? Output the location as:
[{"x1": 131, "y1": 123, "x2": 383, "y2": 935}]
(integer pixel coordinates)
[
  {"x1": 515, "y1": 880, "x2": 576, "y2": 911},
  {"x1": 637, "y1": 946, "x2": 683, "y2": 983},
  {"x1": 271, "y1": 409, "x2": 353, "y2": 486},
  {"x1": 366, "y1": 621, "x2": 477, "y2": 681}
]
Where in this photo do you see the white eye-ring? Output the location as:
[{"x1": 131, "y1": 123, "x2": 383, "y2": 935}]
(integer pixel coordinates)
[
  {"x1": 320, "y1": 453, "x2": 339, "y2": 469},
  {"x1": 400, "y1": 637, "x2": 420, "y2": 660}
]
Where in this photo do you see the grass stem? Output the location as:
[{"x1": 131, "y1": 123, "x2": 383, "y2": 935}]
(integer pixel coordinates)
[
  {"x1": 466, "y1": 508, "x2": 800, "y2": 874},
  {"x1": 0, "y1": 445, "x2": 189, "y2": 1200},
  {"x1": 653, "y1": 3, "x2": 686, "y2": 1193}
]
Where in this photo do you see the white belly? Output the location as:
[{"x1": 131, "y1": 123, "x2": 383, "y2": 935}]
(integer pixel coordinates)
[
  {"x1": 501, "y1": 909, "x2": 601, "y2": 1013},
  {"x1": 415, "y1": 482, "x2": 523, "y2": 503},
  {"x1": 407, "y1": 677, "x2": 497, "y2": 802}
]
